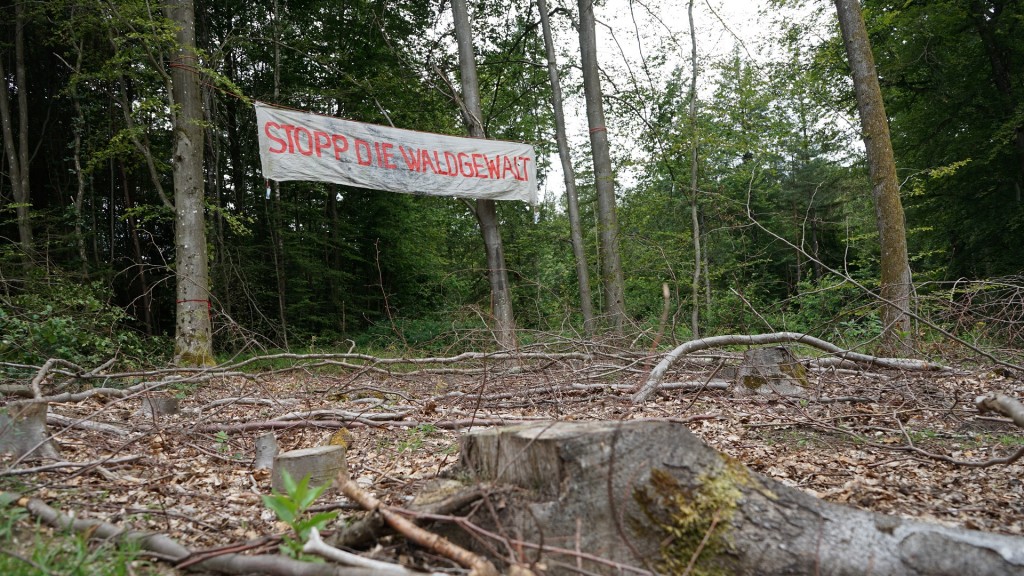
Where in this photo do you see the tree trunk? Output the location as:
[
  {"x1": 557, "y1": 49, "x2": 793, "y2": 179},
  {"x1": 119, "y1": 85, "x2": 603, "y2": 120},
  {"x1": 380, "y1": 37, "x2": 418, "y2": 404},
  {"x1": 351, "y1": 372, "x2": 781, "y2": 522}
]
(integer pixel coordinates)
[
  {"x1": 68, "y1": 40, "x2": 90, "y2": 277},
  {"x1": 0, "y1": 1, "x2": 33, "y2": 264},
  {"x1": 834, "y1": 0, "x2": 913, "y2": 355},
  {"x1": 167, "y1": 0, "x2": 214, "y2": 366},
  {"x1": 687, "y1": 0, "x2": 702, "y2": 339},
  {"x1": 458, "y1": 420, "x2": 1024, "y2": 575},
  {"x1": 120, "y1": 165, "x2": 154, "y2": 334},
  {"x1": 578, "y1": 0, "x2": 627, "y2": 334},
  {"x1": 538, "y1": 0, "x2": 595, "y2": 336},
  {"x1": 269, "y1": 0, "x2": 289, "y2": 349},
  {"x1": 451, "y1": 0, "x2": 517, "y2": 350},
  {"x1": 0, "y1": 402, "x2": 59, "y2": 461}
]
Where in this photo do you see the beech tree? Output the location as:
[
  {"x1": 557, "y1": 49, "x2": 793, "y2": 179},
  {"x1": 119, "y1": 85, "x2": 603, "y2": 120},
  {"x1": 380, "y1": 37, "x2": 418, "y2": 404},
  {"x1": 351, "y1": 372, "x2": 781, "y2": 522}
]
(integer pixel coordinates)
[
  {"x1": 578, "y1": 0, "x2": 627, "y2": 333},
  {"x1": 451, "y1": 0, "x2": 517, "y2": 350},
  {"x1": 167, "y1": 0, "x2": 213, "y2": 365},
  {"x1": 0, "y1": 1, "x2": 33, "y2": 264},
  {"x1": 834, "y1": 0, "x2": 913, "y2": 354},
  {"x1": 537, "y1": 0, "x2": 595, "y2": 335}
]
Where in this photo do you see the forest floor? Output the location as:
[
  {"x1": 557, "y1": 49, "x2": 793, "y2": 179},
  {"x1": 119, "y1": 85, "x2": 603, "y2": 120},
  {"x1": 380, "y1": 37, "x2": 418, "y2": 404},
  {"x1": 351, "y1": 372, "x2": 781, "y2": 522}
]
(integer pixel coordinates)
[{"x1": 2, "y1": 349, "x2": 1024, "y2": 573}]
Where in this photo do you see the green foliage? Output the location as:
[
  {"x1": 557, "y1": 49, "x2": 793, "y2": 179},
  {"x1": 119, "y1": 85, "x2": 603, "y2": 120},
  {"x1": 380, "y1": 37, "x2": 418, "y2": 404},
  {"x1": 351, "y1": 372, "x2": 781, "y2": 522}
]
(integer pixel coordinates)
[
  {"x1": 356, "y1": 316, "x2": 494, "y2": 355},
  {"x1": 0, "y1": 497, "x2": 153, "y2": 575},
  {"x1": 781, "y1": 277, "x2": 882, "y2": 348},
  {"x1": 260, "y1": 471, "x2": 339, "y2": 560},
  {"x1": 397, "y1": 423, "x2": 439, "y2": 453},
  {"x1": 0, "y1": 272, "x2": 167, "y2": 371}
]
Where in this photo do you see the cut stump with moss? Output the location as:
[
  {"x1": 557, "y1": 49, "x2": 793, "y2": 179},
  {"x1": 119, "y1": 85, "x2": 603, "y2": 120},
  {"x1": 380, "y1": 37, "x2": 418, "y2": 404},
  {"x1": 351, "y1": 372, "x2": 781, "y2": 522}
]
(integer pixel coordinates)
[
  {"x1": 456, "y1": 420, "x2": 1024, "y2": 576},
  {"x1": 734, "y1": 346, "x2": 809, "y2": 397}
]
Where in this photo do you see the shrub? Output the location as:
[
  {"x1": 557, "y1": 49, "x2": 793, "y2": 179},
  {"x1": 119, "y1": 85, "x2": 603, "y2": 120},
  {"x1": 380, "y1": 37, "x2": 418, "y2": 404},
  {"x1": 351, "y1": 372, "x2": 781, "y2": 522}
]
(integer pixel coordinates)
[{"x1": 0, "y1": 272, "x2": 164, "y2": 371}]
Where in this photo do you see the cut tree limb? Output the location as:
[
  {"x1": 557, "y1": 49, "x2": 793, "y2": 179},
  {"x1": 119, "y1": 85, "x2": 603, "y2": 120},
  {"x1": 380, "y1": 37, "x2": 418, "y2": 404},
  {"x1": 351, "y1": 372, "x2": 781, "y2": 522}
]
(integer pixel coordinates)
[
  {"x1": 0, "y1": 492, "x2": 378, "y2": 576},
  {"x1": 304, "y1": 527, "x2": 427, "y2": 575},
  {"x1": 976, "y1": 392, "x2": 1024, "y2": 428},
  {"x1": 457, "y1": 420, "x2": 1024, "y2": 575},
  {"x1": 634, "y1": 332, "x2": 952, "y2": 404},
  {"x1": 336, "y1": 473, "x2": 500, "y2": 576}
]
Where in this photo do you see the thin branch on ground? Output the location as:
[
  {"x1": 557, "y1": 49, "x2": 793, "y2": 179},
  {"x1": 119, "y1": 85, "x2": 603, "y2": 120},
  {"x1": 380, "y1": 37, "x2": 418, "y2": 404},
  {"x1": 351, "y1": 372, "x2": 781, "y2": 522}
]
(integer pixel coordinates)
[{"x1": 634, "y1": 331, "x2": 952, "y2": 404}]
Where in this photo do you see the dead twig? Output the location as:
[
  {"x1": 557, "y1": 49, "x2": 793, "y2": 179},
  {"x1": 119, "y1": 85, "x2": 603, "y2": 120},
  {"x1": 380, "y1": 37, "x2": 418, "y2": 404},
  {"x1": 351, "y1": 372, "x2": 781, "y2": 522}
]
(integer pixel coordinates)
[{"x1": 336, "y1": 473, "x2": 500, "y2": 576}]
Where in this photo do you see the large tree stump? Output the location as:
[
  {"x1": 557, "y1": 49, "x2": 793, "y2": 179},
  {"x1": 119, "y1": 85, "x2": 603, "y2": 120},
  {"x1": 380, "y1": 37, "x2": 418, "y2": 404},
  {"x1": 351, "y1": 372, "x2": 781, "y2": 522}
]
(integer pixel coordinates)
[
  {"x1": 457, "y1": 420, "x2": 1024, "y2": 575},
  {"x1": 734, "y1": 346, "x2": 809, "y2": 397},
  {"x1": 0, "y1": 401, "x2": 59, "y2": 461}
]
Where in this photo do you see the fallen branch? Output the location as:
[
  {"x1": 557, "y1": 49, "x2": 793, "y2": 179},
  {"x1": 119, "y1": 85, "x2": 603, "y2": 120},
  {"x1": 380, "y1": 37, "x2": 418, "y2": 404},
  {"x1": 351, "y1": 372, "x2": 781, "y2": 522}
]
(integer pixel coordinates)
[
  {"x1": 894, "y1": 409, "x2": 1024, "y2": 468},
  {"x1": 633, "y1": 332, "x2": 952, "y2": 404},
  {"x1": 336, "y1": 474, "x2": 500, "y2": 576},
  {"x1": 975, "y1": 392, "x2": 1024, "y2": 428},
  {"x1": 193, "y1": 417, "x2": 538, "y2": 434},
  {"x1": 0, "y1": 492, "x2": 378, "y2": 576},
  {"x1": 304, "y1": 527, "x2": 429, "y2": 575},
  {"x1": 46, "y1": 413, "x2": 131, "y2": 437},
  {"x1": 0, "y1": 456, "x2": 142, "y2": 477}
]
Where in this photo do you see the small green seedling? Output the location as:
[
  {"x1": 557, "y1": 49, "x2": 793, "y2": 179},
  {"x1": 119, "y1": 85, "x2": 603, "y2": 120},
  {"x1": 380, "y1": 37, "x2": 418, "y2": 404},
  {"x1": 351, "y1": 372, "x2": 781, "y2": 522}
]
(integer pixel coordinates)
[{"x1": 261, "y1": 470, "x2": 339, "y2": 559}]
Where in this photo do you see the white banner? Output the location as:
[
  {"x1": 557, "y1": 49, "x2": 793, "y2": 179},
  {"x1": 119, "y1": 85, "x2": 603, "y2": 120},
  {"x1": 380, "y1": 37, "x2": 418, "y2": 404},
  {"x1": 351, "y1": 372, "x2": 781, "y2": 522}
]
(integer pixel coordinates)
[{"x1": 255, "y1": 102, "x2": 537, "y2": 203}]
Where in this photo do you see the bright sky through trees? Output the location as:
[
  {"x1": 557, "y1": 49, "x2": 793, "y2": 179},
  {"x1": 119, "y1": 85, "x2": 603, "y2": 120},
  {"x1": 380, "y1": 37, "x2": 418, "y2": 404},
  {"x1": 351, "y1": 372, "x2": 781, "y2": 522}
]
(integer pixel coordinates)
[{"x1": 540, "y1": 0, "x2": 798, "y2": 200}]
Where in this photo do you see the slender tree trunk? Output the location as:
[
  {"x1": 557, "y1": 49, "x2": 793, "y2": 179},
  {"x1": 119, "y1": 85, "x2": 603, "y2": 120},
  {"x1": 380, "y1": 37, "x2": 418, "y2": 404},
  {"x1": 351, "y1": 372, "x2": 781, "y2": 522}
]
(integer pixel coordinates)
[
  {"x1": 538, "y1": 0, "x2": 595, "y2": 336},
  {"x1": 270, "y1": 0, "x2": 289, "y2": 349},
  {"x1": 577, "y1": 0, "x2": 627, "y2": 334},
  {"x1": 687, "y1": 0, "x2": 701, "y2": 339},
  {"x1": 834, "y1": 0, "x2": 913, "y2": 354},
  {"x1": 68, "y1": 40, "x2": 90, "y2": 277},
  {"x1": 120, "y1": 165, "x2": 154, "y2": 334},
  {"x1": 451, "y1": 0, "x2": 517, "y2": 350},
  {"x1": 167, "y1": 0, "x2": 214, "y2": 366},
  {"x1": 0, "y1": 2, "x2": 33, "y2": 263}
]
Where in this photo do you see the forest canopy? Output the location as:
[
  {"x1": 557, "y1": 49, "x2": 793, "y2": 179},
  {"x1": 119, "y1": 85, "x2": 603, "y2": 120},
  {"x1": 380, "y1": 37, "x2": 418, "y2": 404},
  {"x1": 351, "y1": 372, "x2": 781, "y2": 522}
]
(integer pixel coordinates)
[{"x1": 0, "y1": 0, "x2": 1021, "y2": 366}]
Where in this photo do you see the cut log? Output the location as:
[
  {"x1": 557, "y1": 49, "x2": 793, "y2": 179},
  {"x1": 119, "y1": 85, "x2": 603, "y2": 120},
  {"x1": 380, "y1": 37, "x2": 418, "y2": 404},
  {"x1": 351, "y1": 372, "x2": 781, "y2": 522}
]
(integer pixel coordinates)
[
  {"x1": 272, "y1": 445, "x2": 346, "y2": 493},
  {"x1": 0, "y1": 401, "x2": 59, "y2": 461},
  {"x1": 734, "y1": 346, "x2": 809, "y2": 397},
  {"x1": 457, "y1": 420, "x2": 1024, "y2": 576}
]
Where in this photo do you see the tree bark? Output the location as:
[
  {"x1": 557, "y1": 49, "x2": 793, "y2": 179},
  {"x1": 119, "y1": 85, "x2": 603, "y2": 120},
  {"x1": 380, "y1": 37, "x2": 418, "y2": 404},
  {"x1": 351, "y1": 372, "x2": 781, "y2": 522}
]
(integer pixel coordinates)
[
  {"x1": 269, "y1": 0, "x2": 289, "y2": 349},
  {"x1": 451, "y1": 0, "x2": 517, "y2": 350},
  {"x1": 167, "y1": 0, "x2": 214, "y2": 366},
  {"x1": 120, "y1": 165, "x2": 154, "y2": 334},
  {"x1": 538, "y1": 0, "x2": 595, "y2": 336},
  {"x1": 458, "y1": 420, "x2": 1024, "y2": 575},
  {"x1": 834, "y1": 0, "x2": 914, "y2": 355},
  {"x1": 687, "y1": 0, "x2": 702, "y2": 339},
  {"x1": 578, "y1": 0, "x2": 627, "y2": 334},
  {"x1": 0, "y1": 1, "x2": 34, "y2": 263}
]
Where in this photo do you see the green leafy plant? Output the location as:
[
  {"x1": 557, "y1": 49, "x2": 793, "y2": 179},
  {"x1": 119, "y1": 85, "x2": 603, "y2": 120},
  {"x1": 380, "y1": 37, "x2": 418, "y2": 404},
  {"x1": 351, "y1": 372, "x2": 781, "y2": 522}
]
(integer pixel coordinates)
[
  {"x1": 260, "y1": 471, "x2": 339, "y2": 559},
  {"x1": 0, "y1": 271, "x2": 167, "y2": 372}
]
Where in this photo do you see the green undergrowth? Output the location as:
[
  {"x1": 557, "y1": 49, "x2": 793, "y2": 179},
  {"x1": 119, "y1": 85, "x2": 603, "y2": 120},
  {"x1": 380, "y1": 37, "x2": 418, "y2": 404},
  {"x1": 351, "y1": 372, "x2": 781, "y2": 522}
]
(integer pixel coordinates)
[{"x1": 0, "y1": 496, "x2": 161, "y2": 575}]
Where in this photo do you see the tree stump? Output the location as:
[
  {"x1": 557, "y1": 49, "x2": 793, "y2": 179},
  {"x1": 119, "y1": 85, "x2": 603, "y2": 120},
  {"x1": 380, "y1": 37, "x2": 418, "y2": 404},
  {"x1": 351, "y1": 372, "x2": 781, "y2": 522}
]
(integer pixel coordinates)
[
  {"x1": 457, "y1": 420, "x2": 1024, "y2": 575},
  {"x1": 272, "y1": 445, "x2": 346, "y2": 493},
  {"x1": 138, "y1": 396, "x2": 180, "y2": 418},
  {"x1": 253, "y1": 432, "x2": 279, "y2": 470},
  {"x1": 0, "y1": 401, "x2": 59, "y2": 461},
  {"x1": 734, "y1": 346, "x2": 809, "y2": 397}
]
